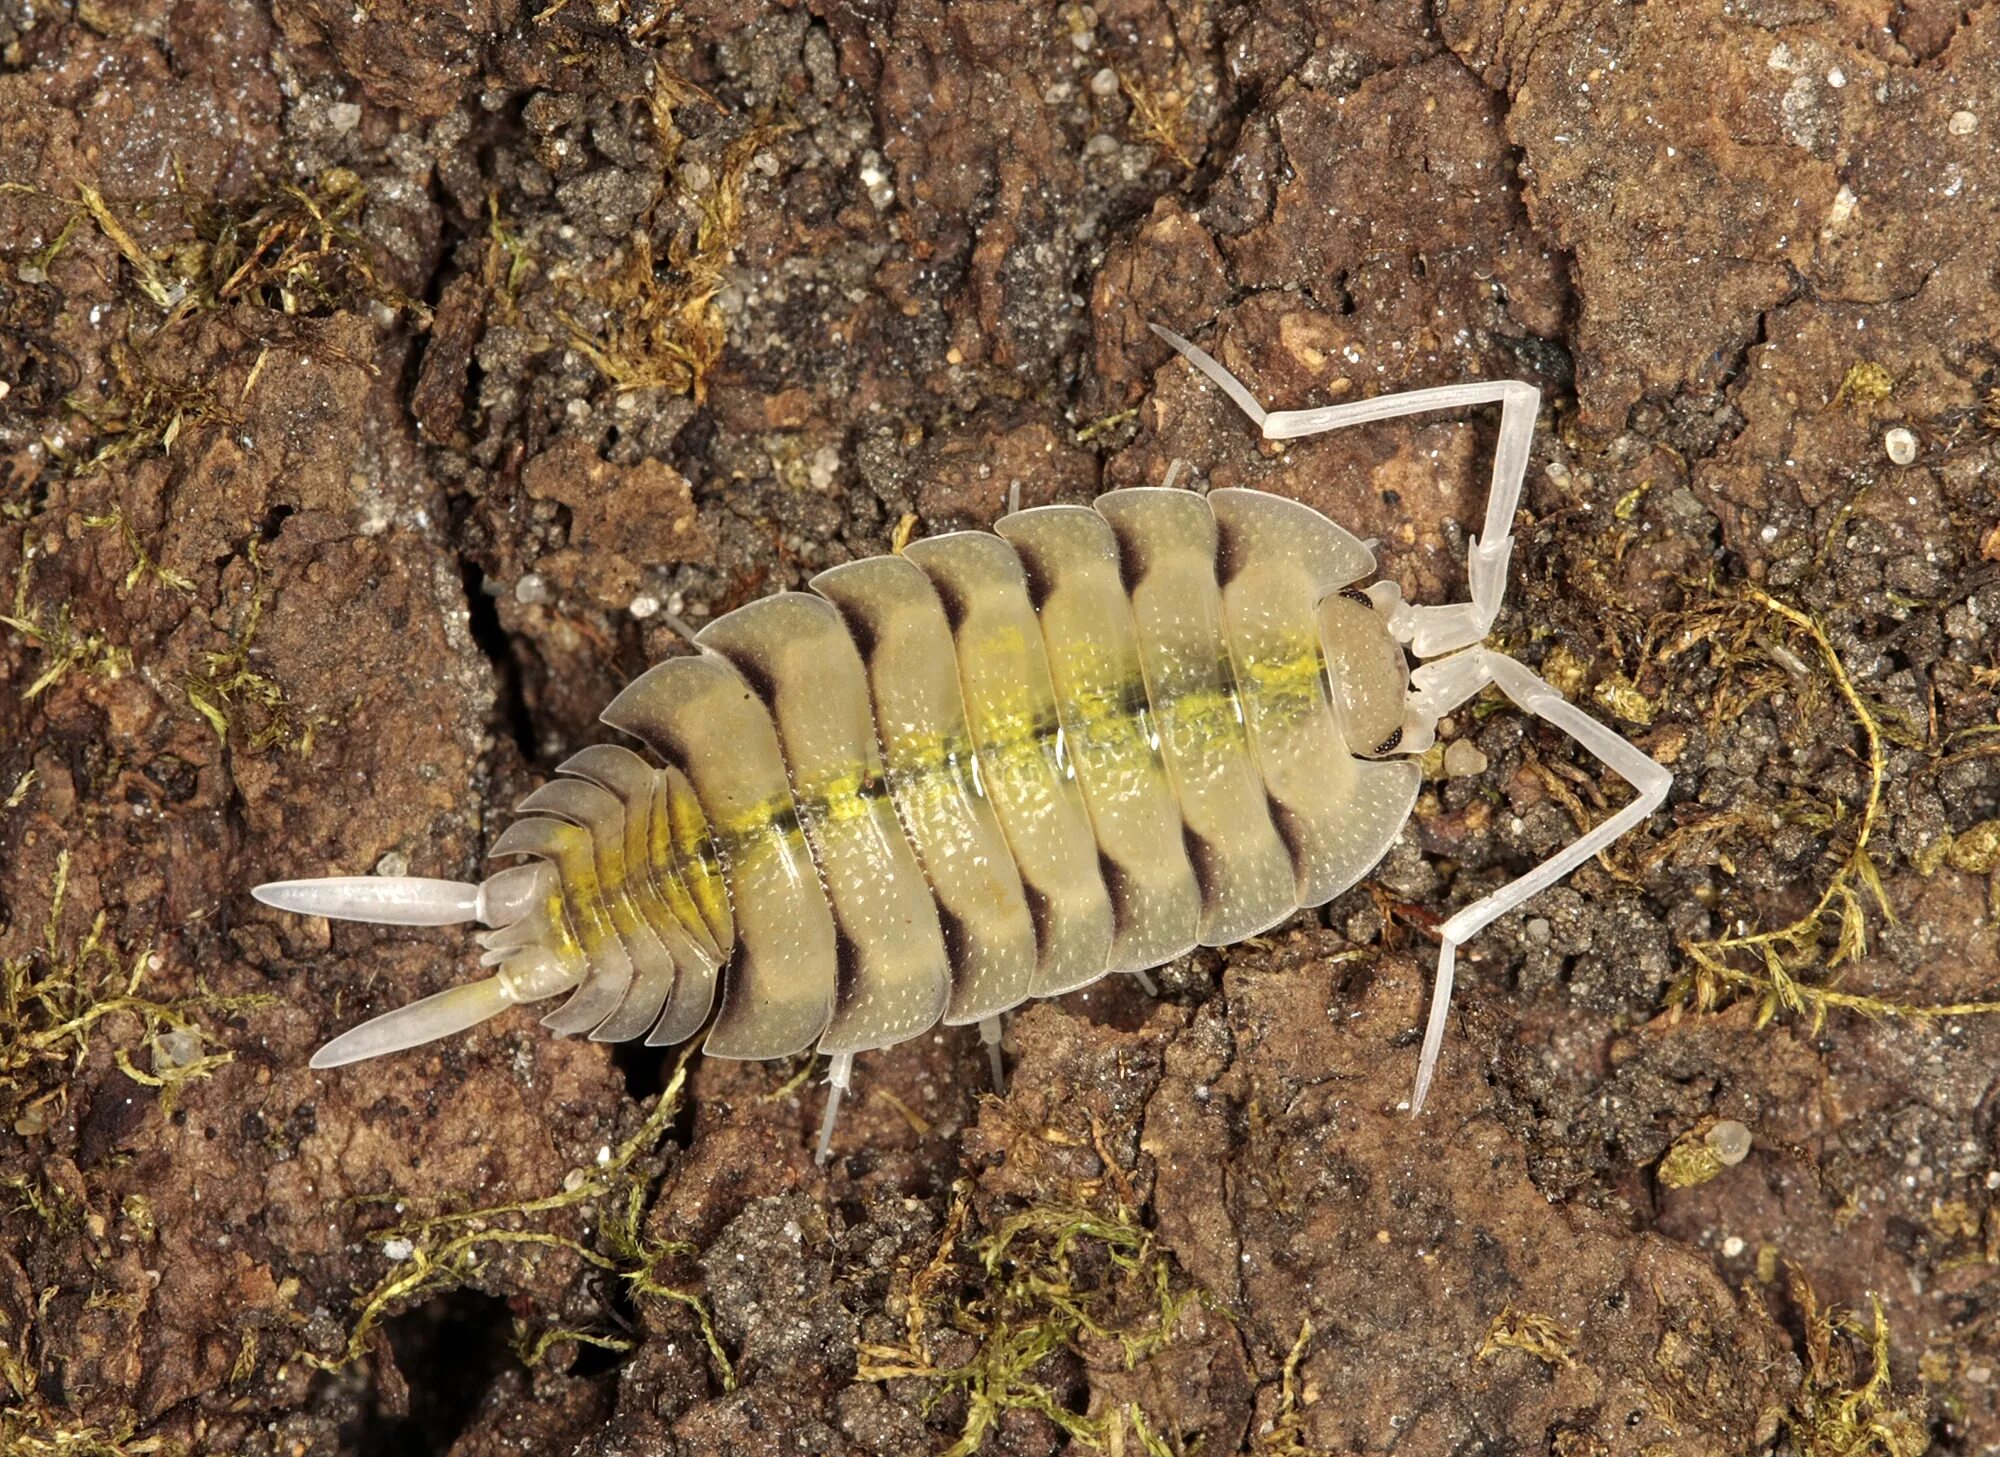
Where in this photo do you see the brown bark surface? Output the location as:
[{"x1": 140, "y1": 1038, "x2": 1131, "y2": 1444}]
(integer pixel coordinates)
[{"x1": 3, "y1": 1, "x2": 1998, "y2": 1452}]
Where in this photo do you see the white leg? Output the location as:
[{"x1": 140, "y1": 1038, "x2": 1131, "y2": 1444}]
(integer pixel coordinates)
[
  {"x1": 815, "y1": 1051, "x2": 855, "y2": 1165},
  {"x1": 978, "y1": 1015, "x2": 1006, "y2": 1092},
  {"x1": 1397, "y1": 648, "x2": 1670, "y2": 1114},
  {"x1": 1151, "y1": 324, "x2": 1539, "y2": 656}
]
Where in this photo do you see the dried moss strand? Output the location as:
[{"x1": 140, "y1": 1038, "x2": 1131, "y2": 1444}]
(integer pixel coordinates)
[
  {"x1": 310, "y1": 1049, "x2": 733, "y2": 1386},
  {"x1": 1673, "y1": 589, "x2": 2000, "y2": 1030}
]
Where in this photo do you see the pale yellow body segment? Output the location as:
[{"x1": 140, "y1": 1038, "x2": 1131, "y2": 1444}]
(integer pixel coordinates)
[
  {"x1": 1209, "y1": 489, "x2": 1421, "y2": 907},
  {"x1": 646, "y1": 765, "x2": 727, "y2": 1044},
  {"x1": 811, "y1": 555, "x2": 1039, "y2": 1025},
  {"x1": 488, "y1": 813, "x2": 637, "y2": 1035},
  {"x1": 901, "y1": 531, "x2": 1116, "y2": 997},
  {"x1": 697, "y1": 594, "x2": 952, "y2": 1056},
  {"x1": 513, "y1": 776, "x2": 680, "y2": 1043},
  {"x1": 1093, "y1": 488, "x2": 1299, "y2": 946},
  {"x1": 600, "y1": 654, "x2": 836, "y2": 1059},
  {"x1": 995, "y1": 506, "x2": 1200, "y2": 971}
]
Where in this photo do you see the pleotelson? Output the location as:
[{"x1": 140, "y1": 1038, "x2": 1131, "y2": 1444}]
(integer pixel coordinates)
[{"x1": 515, "y1": 487, "x2": 1423, "y2": 1061}]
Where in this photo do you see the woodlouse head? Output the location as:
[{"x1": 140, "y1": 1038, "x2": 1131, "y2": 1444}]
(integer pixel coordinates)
[{"x1": 1317, "y1": 588, "x2": 1410, "y2": 758}]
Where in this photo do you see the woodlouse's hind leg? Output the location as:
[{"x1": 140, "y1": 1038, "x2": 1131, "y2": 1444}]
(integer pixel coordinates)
[
  {"x1": 977, "y1": 1016, "x2": 1007, "y2": 1092},
  {"x1": 1397, "y1": 647, "x2": 1670, "y2": 1114},
  {"x1": 815, "y1": 1052, "x2": 855, "y2": 1166},
  {"x1": 1149, "y1": 323, "x2": 1537, "y2": 657}
]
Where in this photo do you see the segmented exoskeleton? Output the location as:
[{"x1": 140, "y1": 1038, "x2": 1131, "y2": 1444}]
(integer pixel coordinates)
[{"x1": 258, "y1": 328, "x2": 1671, "y2": 1158}]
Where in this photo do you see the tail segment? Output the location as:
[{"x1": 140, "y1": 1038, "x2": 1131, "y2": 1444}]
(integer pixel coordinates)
[{"x1": 257, "y1": 741, "x2": 737, "y2": 1068}]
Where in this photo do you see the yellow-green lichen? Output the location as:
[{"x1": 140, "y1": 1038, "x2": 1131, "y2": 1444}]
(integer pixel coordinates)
[{"x1": 1656, "y1": 1119, "x2": 1753, "y2": 1190}]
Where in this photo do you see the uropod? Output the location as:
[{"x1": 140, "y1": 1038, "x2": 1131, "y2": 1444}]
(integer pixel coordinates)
[{"x1": 256, "y1": 327, "x2": 1671, "y2": 1160}]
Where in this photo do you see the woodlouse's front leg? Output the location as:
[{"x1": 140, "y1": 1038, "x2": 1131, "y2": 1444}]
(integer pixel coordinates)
[
  {"x1": 1153, "y1": 322, "x2": 1667, "y2": 1114},
  {"x1": 1399, "y1": 647, "x2": 1671, "y2": 1113},
  {"x1": 1150, "y1": 324, "x2": 1536, "y2": 657}
]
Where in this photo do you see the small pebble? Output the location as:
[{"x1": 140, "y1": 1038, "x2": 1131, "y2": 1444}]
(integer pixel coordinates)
[
  {"x1": 629, "y1": 594, "x2": 660, "y2": 620},
  {"x1": 1883, "y1": 427, "x2": 1917, "y2": 466},
  {"x1": 1090, "y1": 66, "x2": 1120, "y2": 97},
  {"x1": 515, "y1": 572, "x2": 551, "y2": 605},
  {"x1": 328, "y1": 101, "x2": 362, "y2": 132},
  {"x1": 857, "y1": 151, "x2": 895, "y2": 210},
  {"x1": 1721, "y1": 1235, "x2": 1746, "y2": 1258},
  {"x1": 1947, "y1": 110, "x2": 1978, "y2": 136},
  {"x1": 1705, "y1": 1119, "x2": 1754, "y2": 1166},
  {"x1": 375, "y1": 851, "x2": 410, "y2": 878},
  {"x1": 1443, "y1": 739, "x2": 1489, "y2": 779},
  {"x1": 153, "y1": 1029, "x2": 204, "y2": 1072},
  {"x1": 807, "y1": 444, "x2": 842, "y2": 492},
  {"x1": 382, "y1": 1237, "x2": 415, "y2": 1262}
]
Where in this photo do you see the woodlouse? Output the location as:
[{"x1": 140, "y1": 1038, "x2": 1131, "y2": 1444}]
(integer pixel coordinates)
[{"x1": 256, "y1": 327, "x2": 1671, "y2": 1158}]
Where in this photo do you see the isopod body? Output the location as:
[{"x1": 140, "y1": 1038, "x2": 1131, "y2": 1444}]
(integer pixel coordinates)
[{"x1": 257, "y1": 327, "x2": 1671, "y2": 1151}]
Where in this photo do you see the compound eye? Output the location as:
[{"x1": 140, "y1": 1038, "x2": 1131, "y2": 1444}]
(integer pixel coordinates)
[{"x1": 1373, "y1": 727, "x2": 1404, "y2": 756}]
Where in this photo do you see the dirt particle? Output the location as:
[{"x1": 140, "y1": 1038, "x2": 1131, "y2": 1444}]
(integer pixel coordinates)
[{"x1": 1443, "y1": 738, "x2": 1489, "y2": 778}]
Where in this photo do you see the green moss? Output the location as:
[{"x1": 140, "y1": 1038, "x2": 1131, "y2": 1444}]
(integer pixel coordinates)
[
  {"x1": 1477, "y1": 1306, "x2": 1579, "y2": 1369},
  {"x1": 1, "y1": 544, "x2": 132, "y2": 702},
  {"x1": 559, "y1": 115, "x2": 788, "y2": 404},
  {"x1": 1255, "y1": 1318, "x2": 1325, "y2": 1456},
  {"x1": 857, "y1": 1186, "x2": 1211, "y2": 1456},
  {"x1": 1665, "y1": 589, "x2": 2000, "y2": 1032},
  {"x1": 61, "y1": 342, "x2": 229, "y2": 479},
  {"x1": 0, "y1": 1405, "x2": 187, "y2": 1457},
  {"x1": 182, "y1": 540, "x2": 314, "y2": 754},
  {"x1": 2, "y1": 174, "x2": 425, "y2": 478},
  {"x1": 80, "y1": 508, "x2": 195, "y2": 595},
  {"x1": 0, "y1": 850, "x2": 265, "y2": 1130},
  {"x1": 313, "y1": 1050, "x2": 732, "y2": 1387},
  {"x1": 1785, "y1": 1267, "x2": 1928, "y2": 1457}
]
